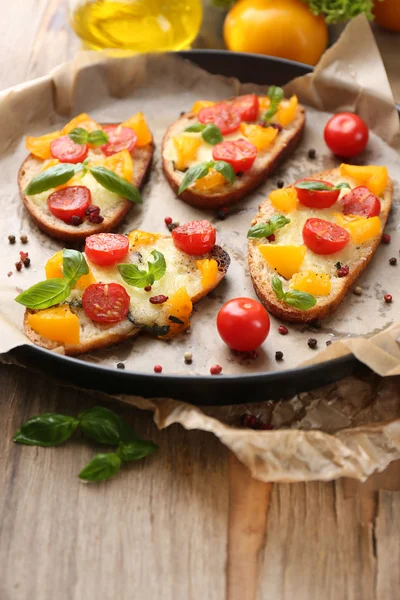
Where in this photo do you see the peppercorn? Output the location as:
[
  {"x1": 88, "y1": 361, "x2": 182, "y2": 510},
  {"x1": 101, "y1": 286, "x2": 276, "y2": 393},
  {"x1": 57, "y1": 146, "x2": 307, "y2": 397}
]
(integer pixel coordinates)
[
  {"x1": 275, "y1": 351, "x2": 284, "y2": 361},
  {"x1": 236, "y1": 171, "x2": 244, "y2": 178},
  {"x1": 19, "y1": 251, "x2": 29, "y2": 261},
  {"x1": 217, "y1": 207, "x2": 228, "y2": 220},
  {"x1": 164, "y1": 216, "x2": 173, "y2": 226},
  {"x1": 267, "y1": 233, "x2": 276, "y2": 242},
  {"x1": 116, "y1": 362, "x2": 125, "y2": 370},
  {"x1": 337, "y1": 265, "x2": 349, "y2": 278},
  {"x1": 312, "y1": 319, "x2": 322, "y2": 329},
  {"x1": 277, "y1": 179, "x2": 284, "y2": 189},
  {"x1": 248, "y1": 350, "x2": 259, "y2": 360},
  {"x1": 7, "y1": 271, "x2": 12, "y2": 277},
  {"x1": 382, "y1": 233, "x2": 391, "y2": 244},
  {"x1": 240, "y1": 414, "x2": 259, "y2": 428},
  {"x1": 86, "y1": 205, "x2": 100, "y2": 216},
  {"x1": 353, "y1": 286, "x2": 363, "y2": 296},
  {"x1": 20, "y1": 235, "x2": 28, "y2": 244},
  {"x1": 167, "y1": 222, "x2": 179, "y2": 232},
  {"x1": 144, "y1": 285, "x2": 152, "y2": 292},
  {"x1": 70, "y1": 215, "x2": 82, "y2": 226},
  {"x1": 308, "y1": 148, "x2": 317, "y2": 159},
  {"x1": 154, "y1": 365, "x2": 163, "y2": 373},
  {"x1": 308, "y1": 338, "x2": 317, "y2": 349},
  {"x1": 210, "y1": 364, "x2": 222, "y2": 375},
  {"x1": 88, "y1": 214, "x2": 104, "y2": 224},
  {"x1": 23, "y1": 257, "x2": 31, "y2": 268},
  {"x1": 15, "y1": 261, "x2": 22, "y2": 271},
  {"x1": 149, "y1": 295, "x2": 169, "y2": 304},
  {"x1": 389, "y1": 257, "x2": 397, "y2": 266},
  {"x1": 326, "y1": 340, "x2": 332, "y2": 346},
  {"x1": 270, "y1": 123, "x2": 283, "y2": 132},
  {"x1": 184, "y1": 351, "x2": 193, "y2": 364},
  {"x1": 278, "y1": 325, "x2": 288, "y2": 335},
  {"x1": 384, "y1": 294, "x2": 392, "y2": 303},
  {"x1": 8, "y1": 235, "x2": 15, "y2": 244}
]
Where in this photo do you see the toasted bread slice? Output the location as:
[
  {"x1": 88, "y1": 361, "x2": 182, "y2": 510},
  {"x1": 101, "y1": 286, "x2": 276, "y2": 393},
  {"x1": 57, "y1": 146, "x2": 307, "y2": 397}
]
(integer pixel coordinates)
[
  {"x1": 18, "y1": 125, "x2": 154, "y2": 242},
  {"x1": 23, "y1": 240, "x2": 230, "y2": 356},
  {"x1": 162, "y1": 99, "x2": 305, "y2": 209},
  {"x1": 248, "y1": 168, "x2": 393, "y2": 323}
]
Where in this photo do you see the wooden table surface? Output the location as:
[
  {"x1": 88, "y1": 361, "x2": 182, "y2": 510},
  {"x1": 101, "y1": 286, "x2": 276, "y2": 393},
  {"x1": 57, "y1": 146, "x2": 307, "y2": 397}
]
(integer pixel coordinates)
[{"x1": 1, "y1": 3, "x2": 400, "y2": 599}]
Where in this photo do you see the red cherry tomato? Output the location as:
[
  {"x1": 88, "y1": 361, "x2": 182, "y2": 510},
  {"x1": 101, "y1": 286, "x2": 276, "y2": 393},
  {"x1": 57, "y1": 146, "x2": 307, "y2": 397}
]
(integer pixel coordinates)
[
  {"x1": 217, "y1": 297, "x2": 270, "y2": 352},
  {"x1": 101, "y1": 125, "x2": 137, "y2": 156},
  {"x1": 231, "y1": 94, "x2": 259, "y2": 122},
  {"x1": 172, "y1": 220, "x2": 216, "y2": 255},
  {"x1": 342, "y1": 186, "x2": 381, "y2": 218},
  {"x1": 85, "y1": 233, "x2": 129, "y2": 266},
  {"x1": 324, "y1": 112, "x2": 369, "y2": 158},
  {"x1": 212, "y1": 139, "x2": 257, "y2": 173},
  {"x1": 303, "y1": 218, "x2": 350, "y2": 255},
  {"x1": 198, "y1": 103, "x2": 241, "y2": 135},
  {"x1": 82, "y1": 283, "x2": 130, "y2": 323},
  {"x1": 50, "y1": 135, "x2": 88, "y2": 164},
  {"x1": 295, "y1": 179, "x2": 340, "y2": 209},
  {"x1": 47, "y1": 186, "x2": 91, "y2": 223}
]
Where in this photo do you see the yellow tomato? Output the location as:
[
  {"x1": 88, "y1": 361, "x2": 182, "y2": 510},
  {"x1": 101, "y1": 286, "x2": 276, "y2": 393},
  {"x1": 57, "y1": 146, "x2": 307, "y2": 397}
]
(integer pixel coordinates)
[
  {"x1": 224, "y1": 0, "x2": 328, "y2": 66},
  {"x1": 374, "y1": 0, "x2": 400, "y2": 32}
]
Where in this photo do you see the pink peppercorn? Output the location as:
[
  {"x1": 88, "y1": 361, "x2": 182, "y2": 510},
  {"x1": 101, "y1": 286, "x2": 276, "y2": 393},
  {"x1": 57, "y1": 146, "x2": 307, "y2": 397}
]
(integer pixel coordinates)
[
  {"x1": 210, "y1": 364, "x2": 222, "y2": 375},
  {"x1": 384, "y1": 294, "x2": 392, "y2": 303},
  {"x1": 382, "y1": 233, "x2": 391, "y2": 244},
  {"x1": 154, "y1": 365, "x2": 163, "y2": 373},
  {"x1": 278, "y1": 325, "x2": 288, "y2": 335},
  {"x1": 7, "y1": 271, "x2": 12, "y2": 277},
  {"x1": 337, "y1": 265, "x2": 349, "y2": 278},
  {"x1": 164, "y1": 216, "x2": 173, "y2": 226},
  {"x1": 267, "y1": 234, "x2": 276, "y2": 242}
]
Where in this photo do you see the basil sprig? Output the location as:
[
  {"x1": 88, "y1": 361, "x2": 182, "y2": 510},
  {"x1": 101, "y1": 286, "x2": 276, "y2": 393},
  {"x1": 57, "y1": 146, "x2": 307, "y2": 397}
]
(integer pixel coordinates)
[
  {"x1": 247, "y1": 214, "x2": 290, "y2": 239},
  {"x1": 272, "y1": 275, "x2": 317, "y2": 311},
  {"x1": 295, "y1": 181, "x2": 351, "y2": 192},
  {"x1": 178, "y1": 160, "x2": 235, "y2": 194},
  {"x1": 14, "y1": 414, "x2": 79, "y2": 446},
  {"x1": 90, "y1": 166, "x2": 142, "y2": 204},
  {"x1": 15, "y1": 249, "x2": 89, "y2": 310},
  {"x1": 263, "y1": 85, "x2": 285, "y2": 123},
  {"x1": 24, "y1": 163, "x2": 81, "y2": 195},
  {"x1": 118, "y1": 249, "x2": 166, "y2": 288},
  {"x1": 69, "y1": 127, "x2": 109, "y2": 146},
  {"x1": 184, "y1": 123, "x2": 223, "y2": 145}
]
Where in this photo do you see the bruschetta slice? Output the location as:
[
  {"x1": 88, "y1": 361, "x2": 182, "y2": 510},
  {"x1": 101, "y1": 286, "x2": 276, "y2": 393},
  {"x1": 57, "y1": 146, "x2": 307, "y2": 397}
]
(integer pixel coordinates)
[
  {"x1": 248, "y1": 164, "x2": 392, "y2": 323},
  {"x1": 19, "y1": 113, "x2": 154, "y2": 242},
  {"x1": 162, "y1": 90, "x2": 305, "y2": 209}
]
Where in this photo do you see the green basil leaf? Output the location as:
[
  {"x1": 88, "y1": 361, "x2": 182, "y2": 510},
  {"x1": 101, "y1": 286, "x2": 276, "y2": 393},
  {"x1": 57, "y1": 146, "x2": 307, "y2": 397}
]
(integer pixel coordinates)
[
  {"x1": 13, "y1": 413, "x2": 79, "y2": 446},
  {"x1": 202, "y1": 124, "x2": 223, "y2": 145},
  {"x1": 247, "y1": 214, "x2": 290, "y2": 239},
  {"x1": 147, "y1": 250, "x2": 166, "y2": 282},
  {"x1": 24, "y1": 163, "x2": 78, "y2": 195},
  {"x1": 213, "y1": 160, "x2": 236, "y2": 185},
  {"x1": 271, "y1": 275, "x2": 285, "y2": 301},
  {"x1": 78, "y1": 406, "x2": 122, "y2": 445},
  {"x1": 140, "y1": 323, "x2": 170, "y2": 337},
  {"x1": 89, "y1": 166, "x2": 142, "y2": 204},
  {"x1": 333, "y1": 182, "x2": 351, "y2": 190},
  {"x1": 69, "y1": 127, "x2": 89, "y2": 145},
  {"x1": 118, "y1": 440, "x2": 158, "y2": 462},
  {"x1": 62, "y1": 249, "x2": 89, "y2": 286},
  {"x1": 178, "y1": 162, "x2": 211, "y2": 194},
  {"x1": 88, "y1": 129, "x2": 109, "y2": 147},
  {"x1": 118, "y1": 263, "x2": 153, "y2": 288},
  {"x1": 15, "y1": 278, "x2": 72, "y2": 309},
  {"x1": 184, "y1": 123, "x2": 206, "y2": 133},
  {"x1": 295, "y1": 181, "x2": 332, "y2": 191},
  {"x1": 268, "y1": 85, "x2": 284, "y2": 104},
  {"x1": 78, "y1": 453, "x2": 121, "y2": 482},
  {"x1": 283, "y1": 289, "x2": 317, "y2": 311}
]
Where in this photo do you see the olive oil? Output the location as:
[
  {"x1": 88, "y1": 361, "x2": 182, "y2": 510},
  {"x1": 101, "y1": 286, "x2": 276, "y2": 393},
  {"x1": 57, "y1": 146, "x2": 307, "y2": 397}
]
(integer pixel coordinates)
[{"x1": 70, "y1": 0, "x2": 203, "y2": 52}]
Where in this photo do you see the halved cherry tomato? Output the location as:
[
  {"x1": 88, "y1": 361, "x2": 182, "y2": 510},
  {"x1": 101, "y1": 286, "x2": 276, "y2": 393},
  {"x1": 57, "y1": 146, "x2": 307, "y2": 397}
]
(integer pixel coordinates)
[
  {"x1": 212, "y1": 138, "x2": 257, "y2": 173},
  {"x1": 324, "y1": 112, "x2": 369, "y2": 158},
  {"x1": 217, "y1": 297, "x2": 270, "y2": 352},
  {"x1": 231, "y1": 94, "x2": 259, "y2": 122},
  {"x1": 82, "y1": 283, "x2": 130, "y2": 323},
  {"x1": 172, "y1": 220, "x2": 216, "y2": 255},
  {"x1": 50, "y1": 135, "x2": 88, "y2": 164},
  {"x1": 303, "y1": 218, "x2": 350, "y2": 255},
  {"x1": 101, "y1": 125, "x2": 137, "y2": 156},
  {"x1": 198, "y1": 103, "x2": 241, "y2": 135},
  {"x1": 85, "y1": 233, "x2": 129, "y2": 266},
  {"x1": 342, "y1": 186, "x2": 381, "y2": 218},
  {"x1": 47, "y1": 186, "x2": 91, "y2": 223},
  {"x1": 295, "y1": 179, "x2": 340, "y2": 209}
]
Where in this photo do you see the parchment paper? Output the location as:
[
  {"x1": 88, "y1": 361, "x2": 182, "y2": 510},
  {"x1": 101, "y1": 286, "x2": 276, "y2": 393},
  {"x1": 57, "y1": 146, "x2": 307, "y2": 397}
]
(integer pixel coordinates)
[{"x1": 1, "y1": 15, "x2": 400, "y2": 481}]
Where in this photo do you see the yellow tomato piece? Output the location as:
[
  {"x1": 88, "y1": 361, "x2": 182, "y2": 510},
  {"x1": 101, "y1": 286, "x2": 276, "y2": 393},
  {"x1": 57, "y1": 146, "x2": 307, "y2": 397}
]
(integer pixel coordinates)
[
  {"x1": 26, "y1": 131, "x2": 61, "y2": 160},
  {"x1": 333, "y1": 213, "x2": 361, "y2": 228},
  {"x1": 339, "y1": 164, "x2": 388, "y2": 197},
  {"x1": 191, "y1": 101, "x2": 216, "y2": 115},
  {"x1": 258, "y1": 244, "x2": 306, "y2": 280},
  {"x1": 54, "y1": 172, "x2": 85, "y2": 191},
  {"x1": 193, "y1": 169, "x2": 226, "y2": 191},
  {"x1": 27, "y1": 305, "x2": 80, "y2": 346},
  {"x1": 45, "y1": 251, "x2": 95, "y2": 290},
  {"x1": 61, "y1": 113, "x2": 101, "y2": 135},
  {"x1": 342, "y1": 216, "x2": 381, "y2": 245},
  {"x1": 196, "y1": 259, "x2": 219, "y2": 289},
  {"x1": 122, "y1": 112, "x2": 152, "y2": 147},
  {"x1": 269, "y1": 188, "x2": 298, "y2": 213},
  {"x1": 276, "y1": 95, "x2": 298, "y2": 127},
  {"x1": 173, "y1": 135, "x2": 202, "y2": 171},
  {"x1": 92, "y1": 149, "x2": 133, "y2": 182},
  {"x1": 290, "y1": 271, "x2": 331, "y2": 296},
  {"x1": 161, "y1": 287, "x2": 193, "y2": 339},
  {"x1": 127, "y1": 230, "x2": 160, "y2": 250},
  {"x1": 239, "y1": 123, "x2": 278, "y2": 151},
  {"x1": 40, "y1": 158, "x2": 59, "y2": 172},
  {"x1": 258, "y1": 97, "x2": 271, "y2": 112}
]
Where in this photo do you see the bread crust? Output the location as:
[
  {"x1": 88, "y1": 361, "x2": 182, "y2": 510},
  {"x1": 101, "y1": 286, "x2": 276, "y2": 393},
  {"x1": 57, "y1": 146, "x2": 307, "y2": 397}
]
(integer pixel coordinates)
[{"x1": 248, "y1": 169, "x2": 393, "y2": 323}]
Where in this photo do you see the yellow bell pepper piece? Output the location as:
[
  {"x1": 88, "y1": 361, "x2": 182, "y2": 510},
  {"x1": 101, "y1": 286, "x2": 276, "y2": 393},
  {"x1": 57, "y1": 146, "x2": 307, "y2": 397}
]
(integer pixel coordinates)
[
  {"x1": 339, "y1": 164, "x2": 388, "y2": 197},
  {"x1": 276, "y1": 96, "x2": 298, "y2": 127},
  {"x1": 45, "y1": 251, "x2": 95, "y2": 290},
  {"x1": 258, "y1": 245, "x2": 306, "y2": 280},
  {"x1": 269, "y1": 188, "x2": 298, "y2": 213},
  {"x1": 239, "y1": 123, "x2": 278, "y2": 151},
  {"x1": 61, "y1": 113, "x2": 101, "y2": 135},
  {"x1": 196, "y1": 259, "x2": 219, "y2": 289},
  {"x1": 290, "y1": 271, "x2": 331, "y2": 296},
  {"x1": 173, "y1": 135, "x2": 202, "y2": 171},
  {"x1": 91, "y1": 149, "x2": 133, "y2": 182},
  {"x1": 27, "y1": 305, "x2": 80, "y2": 346},
  {"x1": 191, "y1": 101, "x2": 216, "y2": 115},
  {"x1": 258, "y1": 97, "x2": 271, "y2": 112},
  {"x1": 26, "y1": 131, "x2": 61, "y2": 160},
  {"x1": 193, "y1": 169, "x2": 226, "y2": 191},
  {"x1": 342, "y1": 216, "x2": 381, "y2": 245},
  {"x1": 127, "y1": 230, "x2": 160, "y2": 250},
  {"x1": 161, "y1": 287, "x2": 193, "y2": 339},
  {"x1": 122, "y1": 112, "x2": 152, "y2": 147}
]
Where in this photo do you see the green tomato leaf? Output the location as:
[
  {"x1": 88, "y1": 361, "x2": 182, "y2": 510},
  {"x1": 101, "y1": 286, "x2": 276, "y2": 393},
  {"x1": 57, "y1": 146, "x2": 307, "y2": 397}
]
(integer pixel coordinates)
[
  {"x1": 78, "y1": 406, "x2": 122, "y2": 445},
  {"x1": 247, "y1": 214, "x2": 290, "y2": 239},
  {"x1": 147, "y1": 250, "x2": 166, "y2": 282},
  {"x1": 68, "y1": 127, "x2": 89, "y2": 145},
  {"x1": 213, "y1": 160, "x2": 236, "y2": 185},
  {"x1": 62, "y1": 249, "x2": 89, "y2": 286},
  {"x1": 88, "y1": 129, "x2": 109, "y2": 147},
  {"x1": 15, "y1": 278, "x2": 72, "y2": 310},
  {"x1": 89, "y1": 166, "x2": 142, "y2": 204},
  {"x1": 178, "y1": 162, "x2": 211, "y2": 194},
  {"x1": 78, "y1": 453, "x2": 121, "y2": 482},
  {"x1": 202, "y1": 124, "x2": 223, "y2": 145},
  {"x1": 13, "y1": 414, "x2": 79, "y2": 446},
  {"x1": 24, "y1": 163, "x2": 79, "y2": 195},
  {"x1": 117, "y1": 440, "x2": 158, "y2": 462},
  {"x1": 118, "y1": 263, "x2": 153, "y2": 288},
  {"x1": 271, "y1": 275, "x2": 285, "y2": 301},
  {"x1": 283, "y1": 289, "x2": 317, "y2": 310},
  {"x1": 184, "y1": 123, "x2": 206, "y2": 133}
]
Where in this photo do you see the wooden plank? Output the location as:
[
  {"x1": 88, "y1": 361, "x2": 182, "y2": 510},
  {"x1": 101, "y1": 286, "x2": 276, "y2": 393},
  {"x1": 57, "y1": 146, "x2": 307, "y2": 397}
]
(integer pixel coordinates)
[
  {"x1": 375, "y1": 490, "x2": 400, "y2": 599},
  {"x1": 0, "y1": 364, "x2": 228, "y2": 600}
]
